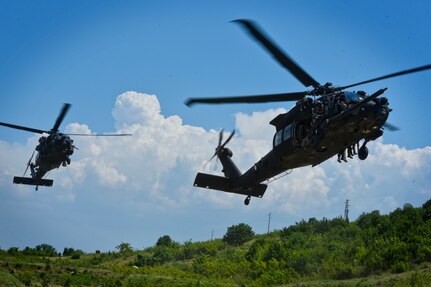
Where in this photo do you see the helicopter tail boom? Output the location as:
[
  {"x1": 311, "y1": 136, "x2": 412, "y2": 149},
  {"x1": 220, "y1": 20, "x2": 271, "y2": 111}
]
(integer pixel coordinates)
[
  {"x1": 193, "y1": 172, "x2": 267, "y2": 198},
  {"x1": 13, "y1": 176, "x2": 53, "y2": 187},
  {"x1": 194, "y1": 129, "x2": 267, "y2": 204}
]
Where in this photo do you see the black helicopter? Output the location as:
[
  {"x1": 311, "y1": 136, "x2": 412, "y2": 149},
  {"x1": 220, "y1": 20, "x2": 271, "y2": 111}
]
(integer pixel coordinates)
[
  {"x1": 186, "y1": 19, "x2": 431, "y2": 205},
  {"x1": 0, "y1": 103, "x2": 131, "y2": 190}
]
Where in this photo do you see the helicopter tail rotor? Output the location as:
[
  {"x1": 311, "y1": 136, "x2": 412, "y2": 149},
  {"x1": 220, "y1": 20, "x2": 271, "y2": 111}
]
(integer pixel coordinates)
[
  {"x1": 210, "y1": 129, "x2": 235, "y2": 160},
  {"x1": 203, "y1": 129, "x2": 236, "y2": 171},
  {"x1": 194, "y1": 128, "x2": 267, "y2": 205}
]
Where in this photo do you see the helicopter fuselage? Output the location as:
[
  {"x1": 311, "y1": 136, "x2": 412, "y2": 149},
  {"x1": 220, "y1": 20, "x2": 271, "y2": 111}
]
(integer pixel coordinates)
[
  {"x1": 31, "y1": 132, "x2": 74, "y2": 179},
  {"x1": 226, "y1": 90, "x2": 390, "y2": 189},
  {"x1": 237, "y1": 91, "x2": 390, "y2": 186},
  {"x1": 193, "y1": 89, "x2": 391, "y2": 202}
]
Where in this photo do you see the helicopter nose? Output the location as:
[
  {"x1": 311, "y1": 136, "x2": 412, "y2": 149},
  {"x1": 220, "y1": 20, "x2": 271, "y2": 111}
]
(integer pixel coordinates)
[
  {"x1": 375, "y1": 101, "x2": 390, "y2": 124},
  {"x1": 376, "y1": 106, "x2": 388, "y2": 117}
]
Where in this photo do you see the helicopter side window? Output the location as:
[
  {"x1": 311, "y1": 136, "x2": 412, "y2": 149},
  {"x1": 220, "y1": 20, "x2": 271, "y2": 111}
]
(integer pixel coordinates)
[{"x1": 274, "y1": 130, "x2": 283, "y2": 146}]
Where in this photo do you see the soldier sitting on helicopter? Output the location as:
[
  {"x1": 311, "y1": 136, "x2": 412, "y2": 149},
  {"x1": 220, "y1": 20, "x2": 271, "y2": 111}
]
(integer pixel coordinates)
[
  {"x1": 35, "y1": 136, "x2": 47, "y2": 152},
  {"x1": 337, "y1": 142, "x2": 360, "y2": 163}
]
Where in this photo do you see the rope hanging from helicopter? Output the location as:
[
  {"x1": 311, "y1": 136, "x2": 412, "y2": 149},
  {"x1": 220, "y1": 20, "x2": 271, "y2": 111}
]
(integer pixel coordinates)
[{"x1": 265, "y1": 169, "x2": 293, "y2": 184}]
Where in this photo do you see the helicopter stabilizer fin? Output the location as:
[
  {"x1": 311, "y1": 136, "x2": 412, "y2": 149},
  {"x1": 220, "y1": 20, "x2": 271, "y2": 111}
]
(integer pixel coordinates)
[
  {"x1": 193, "y1": 172, "x2": 267, "y2": 198},
  {"x1": 13, "y1": 176, "x2": 53, "y2": 187}
]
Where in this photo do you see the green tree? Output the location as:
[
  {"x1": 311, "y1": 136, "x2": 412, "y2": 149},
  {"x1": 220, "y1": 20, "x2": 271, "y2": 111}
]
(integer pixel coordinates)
[
  {"x1": 7, "y1": 247, "x2": 19, "y2": 255},
  {"x1": 223, "y1": 223, "x2": 254, "y2": 246},
  {"x1": 63, "y1": 247, "x2": 84, "y2": 259},
  {"x1": 156, "y1": 235, "x2": 175, "y2": 247},
  {"x1": 280, "y1": 219, "x2": 313, "y2": 238},
  {"x1": 246, "y1": 239, "x2": 269, "y2": 261},
  {"x1": 35, "y1": 243, "x2": 57, "y2": 257},
  {"x1": 22, "y1": 246, "x2": 36, "y2": 256},
  {"x1": 63, "y1": 247, "x2": 75, "y2": 256},
  {"x1": 422, "y1": 199, "x2": 431, "y2": 221},
  {"x1": 153, "y1": 245, "x2": 176, "y2": 264},
  {"x1": 115, "y1": 242, "x2": 133, "y2": 253}
]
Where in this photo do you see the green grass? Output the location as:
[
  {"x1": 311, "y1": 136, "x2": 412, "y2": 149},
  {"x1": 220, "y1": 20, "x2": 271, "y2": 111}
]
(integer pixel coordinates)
[
  {"x1": 0, "y1": 254, "x2": 237, "y2": 287},
  {"x1": 1, "y1": 253, "x2": 430, "y2": 287},
  {"x1": 283, "y1": 266, "x2": 431, "y2": 287},
  {"x1": 0, "y1": 271, "x2": 24, "y2": 287}
]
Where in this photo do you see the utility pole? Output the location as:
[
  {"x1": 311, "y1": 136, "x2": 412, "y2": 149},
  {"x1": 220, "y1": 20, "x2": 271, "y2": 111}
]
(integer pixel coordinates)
[
  {"x1": 344, "y1": 199, "x2": 350, "y2": 222},
  {"x1": 267, "y1": 213, "x2": 272, "y2": 233},
  {"x1": 211, "y1": 230, "x2": 214, "y2": 241}
]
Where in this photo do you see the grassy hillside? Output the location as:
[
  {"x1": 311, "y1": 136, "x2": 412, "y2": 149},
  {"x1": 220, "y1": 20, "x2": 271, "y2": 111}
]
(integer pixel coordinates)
[{"x1": 1, "y1": 199, "x2": 430, "y2": 286}]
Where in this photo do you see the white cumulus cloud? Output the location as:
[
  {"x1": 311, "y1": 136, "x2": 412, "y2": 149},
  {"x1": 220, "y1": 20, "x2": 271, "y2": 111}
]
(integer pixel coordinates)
[{"x1": 0, "y1": 91, "x2": 430, "y2": 251}]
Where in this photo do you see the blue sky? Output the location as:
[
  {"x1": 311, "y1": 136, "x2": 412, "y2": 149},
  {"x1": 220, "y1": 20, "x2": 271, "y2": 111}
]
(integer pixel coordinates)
[{"x1": 0, "y1": 1, "x2": 430, "y2": 252}]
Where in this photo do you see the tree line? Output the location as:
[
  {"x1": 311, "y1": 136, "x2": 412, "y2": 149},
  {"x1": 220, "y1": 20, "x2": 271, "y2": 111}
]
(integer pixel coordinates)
[
  {"x1": 1, "y1": 244, "x2": 84, "y2": 259},
  {"x1": 123, "y1": 199, "x2": 431, "y2": 285},
  {"x1": 1, "y1": 198, "x2": 430, "y2": 286}
]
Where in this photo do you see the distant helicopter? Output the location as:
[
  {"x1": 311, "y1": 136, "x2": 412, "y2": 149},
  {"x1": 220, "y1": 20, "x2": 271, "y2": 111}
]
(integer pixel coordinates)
[
  {"x1": 185, "y1": 19, "x2": 431, "y2": 205},
  {"x1": 0, "y1": 103, "x2": 131, "y2": 190}
]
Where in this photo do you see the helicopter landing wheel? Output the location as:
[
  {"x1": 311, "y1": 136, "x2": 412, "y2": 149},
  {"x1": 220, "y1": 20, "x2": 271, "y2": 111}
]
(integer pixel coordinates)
[
  {"x1": 244, "y1": 195, "x2": 251, "y2": 206},
  {"x1": 358, "y1": 145, "x2": 369, "y2": 160}
]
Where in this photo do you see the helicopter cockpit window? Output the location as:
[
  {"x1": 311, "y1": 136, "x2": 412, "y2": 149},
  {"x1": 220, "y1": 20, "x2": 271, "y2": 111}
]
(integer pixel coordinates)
[
  {"x1": 274, "y1": 130, "x2": 283, "y2": 146},
  {"x1": 283, "y1": 125, "x2": 292, "y2": 140},
  {"x1": 344, "y1": 92, "x2": 360, "y2": 101},
  {"x1": 274, "y1": 125, "x2": 292, "y2": 147}
]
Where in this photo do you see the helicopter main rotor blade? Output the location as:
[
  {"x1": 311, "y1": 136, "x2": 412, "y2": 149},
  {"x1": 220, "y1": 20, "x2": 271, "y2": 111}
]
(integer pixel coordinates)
[
  {"x1": 0, "y1": 122, "x2": 46, "y2": 134},
  {"x1": 185, "y1": 91, "x2": 307, "y2": 106},
  {"x1": 64, "y1": 133, "x2": 132, "y2": 136},
  {"x1": 232, "y1": 19, "x2": 319, "y2": 88},
  {"x1": 383, "y1": 122, "x2": 400, "y2": 132},
  {"x1": 51, "y1": 103, "x2": 71, "y2": 132},
  {"x1": 340, "y1": 64, "x2": 431, "y2": 90}
]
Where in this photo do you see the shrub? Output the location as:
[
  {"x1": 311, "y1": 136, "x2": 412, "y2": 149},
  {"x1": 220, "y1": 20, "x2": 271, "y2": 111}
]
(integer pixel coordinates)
[{"x1": 223, "y1": 223, "x2": 254, "y2": 246}]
